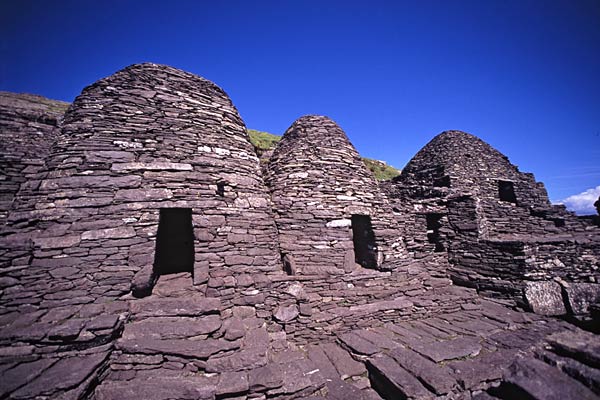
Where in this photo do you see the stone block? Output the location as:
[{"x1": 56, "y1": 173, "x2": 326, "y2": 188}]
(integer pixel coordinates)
[
  {"x1": 562, "y1": 282, "x2": 600, "y2": 315},
  {"x1": 523, "y1": 281, "x2": 566, "y2": 316}
]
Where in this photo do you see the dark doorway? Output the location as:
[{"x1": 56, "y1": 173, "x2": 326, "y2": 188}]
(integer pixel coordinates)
[
  {"x1": 351, "y1": 215, "x2": 378, "y2": 269},
  {"x1": 426, "y1": 214, "x2": 445, "y2": 252},
  {"x1": 498, "y1": 180, "x2": 517, "y2": 203},
  {"x1": 154, "y1": 208, "x2": 194, "y2": 275}
]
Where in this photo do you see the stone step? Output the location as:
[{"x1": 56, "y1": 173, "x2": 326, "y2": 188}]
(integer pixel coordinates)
[
  {"x1": 129, "y1": 296, "x2": 222, "y2": 319},
  {"x1": 121, "y1": 315, "x2": 222, "y2": 340},
  {"x1": 117, "y1": 336, "x2": 240, "y2": 359},
  {"x1": 95, "y1": 376, "x2": 216, "y2": 400}
]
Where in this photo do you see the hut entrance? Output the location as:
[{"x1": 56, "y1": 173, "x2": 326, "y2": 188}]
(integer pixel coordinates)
[
  {"x1": 351, "y1": 215, "x2": 377, "y2": 269},
  {"x1": 154, "y1": 208, "x2": 194, "y2": 276},
  {"x1": 426, "y1": 213, "x2": 444, "y2": 252}
]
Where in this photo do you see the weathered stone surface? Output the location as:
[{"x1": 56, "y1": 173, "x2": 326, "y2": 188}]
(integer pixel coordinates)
[
  {"x1": 562, "y1": 282, "x2": 600, "y2": 315},
  {"x1": 273, "y1": 304, "x2": 299, "y2": 323},
  {"x1": 390, "y1": 347, "x2": 457, "y2": 394},
  {"x1": 118, "y1": 337, "x2": 239, "y2": 359},
  {"x1": 367, "y1": 353, "x2": 433, "y2": 399},
  {"x1": 111, "y1": 162, "x2": 194, "y2": 172},
  {"x1": 95, "y1": 377, "x2": 216, "y2": 400},
  {"x1": 217, "y1": 371, "x2": 249, "y2": 396},
  {"x1": 448, "y1": 348, "x2": 519, "y2": 390},
  {"x1": 524, "y1": 281, "x2": 567, "y2": 316},
  {"x1": 265, "y1": 115, "x2": 406, "y2": 275},
  {"x1": 130, "y1": 297, "x2": 222, "y2": 318},
  {"x1": 131, "y1": 264, "x2": 157, "y2": 298},
  {"x1": 81, "y1": 226, "x2": 136, "y2": 240},
  {"x1": 249, "y1": 365, "x2": 284, "y2": 392},
  {"x1": 2, "y1": 64, "x2": 599, "y2": 400},
  {"x1": 122, "y1": 316, "x2": 222, "y2": 340},
  {"x1": 321, "y1": 342, "x2": 367, "y2": 379},
  {"x1": 10, "y1": 352, "x2": 108, "y2": 398},
  {"x1": 338, "y1": 332, "x2": 380, "y2": 355},
  {"x1": 34, "y1": 235, "x2": 81, "y2": 249},
  {"x1": 410, "y1": 336, "x2": 482, "y2": 362},
  {"x1": 546, "y1": 330, "x2": 600, "y2": 368},
  {"x1": 502, "y1": 357, "x2": 597, "y2": 400},
  {"x1": 0, "y1": 358, "x2": 56, "y2": 398}
]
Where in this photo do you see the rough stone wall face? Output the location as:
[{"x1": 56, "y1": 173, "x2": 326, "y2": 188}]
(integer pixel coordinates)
[
  {"x1": 385, "y1": 130, "x2": 600, "y2": 315},
  {"x1": 0, "y1": 63, "x2": 282, "y2": 310},
  {"x1": 398, "y1": 130, "x2": 560, "y2": 237},
  {"x1": 0, "y1": 92, "x2": 68, "y2": 226},
  {"x1": 265, "y1": 115, "x2": 406, "y2": 275}
]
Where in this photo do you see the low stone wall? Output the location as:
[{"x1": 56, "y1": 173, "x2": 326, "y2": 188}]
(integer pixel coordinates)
[{"x1": 206, "y1": 256, "x2": 478, "y2": 344}]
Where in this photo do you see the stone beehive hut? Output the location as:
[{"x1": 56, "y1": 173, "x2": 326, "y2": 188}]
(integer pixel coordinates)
[
  {"x1": 385, "y1": 130, "x2": 600, "y2": 315},
  {"x1": 0, "y1": 92, "x2": 68, "y2": 225},
  {"x1": 265, "y1": 115, "x2": 405, "y2": 275},
  {"x1": 399, "y1": 130, "x2": 555, "y2": 236},
  {"x1": 1, "y1": 63, "x2": 282, "y2": 309}
]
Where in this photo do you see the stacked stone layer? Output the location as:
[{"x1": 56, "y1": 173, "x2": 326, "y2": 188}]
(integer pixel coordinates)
[
  {"x1": 0, "y1": 92, "x2": 68, "y2": 225},
  {"x1": 265, "y1": 115, "x2": 406, "y2": 275},
  {"x1": 385, "y1": 130, "x2": 600, "y2": 317},
  {"x1": 0, "y1": 63, "x2": 282, "y2": 313}
]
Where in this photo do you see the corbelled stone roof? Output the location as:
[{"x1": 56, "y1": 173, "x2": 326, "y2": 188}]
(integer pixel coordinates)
[
  {"x1": 1, "y1": 63, "x2": 282, "y2": 307},
  {"x1": 265, "y1": 115, "x2": 406, "y2": 275}
]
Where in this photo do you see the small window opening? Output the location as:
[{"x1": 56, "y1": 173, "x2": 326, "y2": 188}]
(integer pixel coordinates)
[
  {"x1": 498, "y1": 180, "x2": 517, "y2": 203},
  {"x1": 281, "y1": 252, "x2": 296, "y2": 276},
  {"x1": 553, "y1": 218, "x2": 565, "y2": 228},
  {"x1": 426, "y1": 214, "x2": 445, "y2": 252},
  {"x1": 216, "y1": 181, "x2": 226, "y2": 197},
  {"x1": 351, "y1": 215, "x2": 378, "y2": 269},
  {"x1": 434, "y1": 175, "x2": 451, "y2": 187},
  {"x1": 154, "y1": 208, "x2": 194, "y2": 276}
]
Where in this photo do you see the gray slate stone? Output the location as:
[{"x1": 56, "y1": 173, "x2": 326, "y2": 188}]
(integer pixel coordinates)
[{"x1": 523, "y1": 281, "x2": 567, "y2": 316}]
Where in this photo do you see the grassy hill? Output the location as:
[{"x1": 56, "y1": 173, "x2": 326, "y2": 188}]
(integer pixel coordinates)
[{"x1": 248, "y1": 129, "x2": 400, "y2": 180}]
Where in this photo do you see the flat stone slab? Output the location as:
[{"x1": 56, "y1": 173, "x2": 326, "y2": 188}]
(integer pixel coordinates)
[
  {"x1": 410, "y1": 336, "x2": 482, "y2": 362},
  {"x1": 117, "y1": 337, "x2": 239, "y2": 359},
  {"x1": 266, "y1": 359, "x2": 326, "y2": 397},
  {"x1": 390, "y1": 347, "x2": 457, "y2": 395},
  {"x1": 320, "y1": 342, "x2": 366, "y2": 379},
  {"x1": 502, "y1": 357, "x2": 597, "y2": 400},
  {"x1": 130, "y1": 297, "x2": 222, "y2": 318},
  {"x1": 546, "y1": 330, "x2": 600, "y2": 368},
  {"x1": 367, "y1": 353, "x2": 434, "y2": 400},
  {"x1": 448, "y1": 348, "x2": 519, "y2": 390},
  {"x1": 523, "y1": 281, "x2": 566, "y2": 316},
  {"x1": 562, "y1": 283, "x2": 600, "y2": 315},
  {"x1": 0, "y1": 358, "x2": 56, "y2": 398},
  {"x1": 338, "y1": 332, "x2": 380, "y2": 355},
  {"x1": 95, "y1": 377, "x2": 215, "y2": 400},
  {"x1": 122, "y1": 315, "x2": 222, "y2": 340},
  {"x1": 9, "y1": 352, "x2": 108, "y2": 399}
]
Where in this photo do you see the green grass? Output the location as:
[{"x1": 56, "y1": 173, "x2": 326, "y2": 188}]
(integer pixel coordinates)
[
  {"x1": 248, "y1": 128, "x2": 400, "y2": 180},
  {"x1": 362, "y1": 158, "x2": 401, "y2": 180},
  {"x1": 248, "y1": 129, "x2": 281, "y2": 150}
]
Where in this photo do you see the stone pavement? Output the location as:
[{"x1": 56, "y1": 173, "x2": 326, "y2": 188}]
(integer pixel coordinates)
[{"x1": 2, "y1": 272, "x2": 599, "y2": 399}]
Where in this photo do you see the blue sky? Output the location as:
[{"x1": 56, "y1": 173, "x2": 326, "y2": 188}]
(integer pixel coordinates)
[{"x1": 1, "y1": 0, "x2": 599, "y2": 213}]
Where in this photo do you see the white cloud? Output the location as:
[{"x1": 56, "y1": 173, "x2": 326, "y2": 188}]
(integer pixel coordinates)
[{"x1": 557, "y1": 185, "x2": 600, "y2": 215}]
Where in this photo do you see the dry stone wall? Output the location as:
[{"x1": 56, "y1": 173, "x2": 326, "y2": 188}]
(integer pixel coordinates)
[
  {"x1": 265, "y1": 115, "x2": 407, "y2": 275},
  {"x1": 0, "y1": 63, "x2": 282, "y2": 313},
  {"x1": 385, "y1": 130, "x2": 600, "y2": 319},
  {"x1": 0, "y1": 92, "x2": 68, "y2": 225}
]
